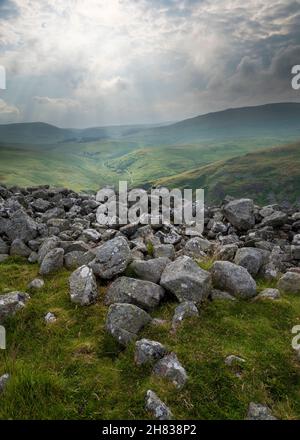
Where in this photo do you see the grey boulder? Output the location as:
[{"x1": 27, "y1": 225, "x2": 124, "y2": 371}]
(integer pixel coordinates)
[
  {"x1": 211, "y1": 261, "x2": 257, "y2": 298},
  {"x1": 128, "y1": 257, "x2": 170, "y2": 284},
  {"x1": 105, "y1": 277, "x2": 164, "y2": 311},
  {"x1": 69, "y1": 265, "x2": 98, "y2": 305},
  {"x1": 278, "y1": 272, "x2": 300, "y2": 294},
  {"x1": 135, "y1": 339, "x2": 167, "y2": 365},
  {"x1": 90, "y1": 236, "x2": 131, "y2": 279},
  {"x1": 39, "y1": 248, "x2": 64, "y2": 275},
  {"x1": 106, "y1": 303, "x2": 151, "y2": 346},
  {"x1": 0, "y1": 291, "x2": 30, "y2": 323},
  {"x1": 246, "y1": 402, "x2": 277, "y2": 420},
  {"x1": 234, "y1": 247, "x2": 268, "y2": 277},
  {"x1": 145, "y1": 390, "x2": 173, "y2": 420},
  {"x1": 153, "y1": 353, "x2": 188, "y2": 389},
  {"x1": 160, "y1": 256, "x2": 211, "y2": 303},
  {"x1": 172, "y1": 301, "x2": 199, "y2": 329},
  {"x1": 223, "y1": 198, "x2": 255, "y2": 231}
]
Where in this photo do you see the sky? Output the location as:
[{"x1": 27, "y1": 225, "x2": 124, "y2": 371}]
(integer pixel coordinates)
[{"x1": 0, "y1": 0, "x2": 299, "y2": 127}]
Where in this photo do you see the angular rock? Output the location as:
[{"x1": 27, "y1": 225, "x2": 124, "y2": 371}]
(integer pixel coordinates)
[
  {"x1": 0, "y1": 238, "x2": 8, "y2": 254},
  {"x1": 69, "y1": 265, "x2": 98, "y2": 306},
  {"x1": 10, "y1": 238, "x2": 31, "y2": 257},
  {"x1": 90, "y1": 236, "x2": 131, "y2": 279},
  {"x1": 223, "y1": 198, "x2": 255, "y2": 231},
  {"x1": 0, "y1": 291, "x2": 30, "y2": 323},
  {"x1": 261, "y1": 211, "x2": 288, "y2": 227},
  {"x1": 128, "y1": 258, "x2": 170, "y2": 284},
  {"x1": 145, "y1": 390, "x2": 173, "y2": 420},
  {"x1": 246, "y1": 402, "x2": 277, "y2": 420},
  {"x1": 135, "y1": 339, "x2": 167, "y2": 365},
  {"x1": 39, "y1": 248, "x2": 64, "y2": 275},
  {"x1": 278, "y1": 272, "x2": 300, "y2": 294},
  {"x1": 106, "y1": 303, "x2": 151, "y2": 346},
  {"x1": 211, "y1": 261, "x2": 257, "y2": 298},
  {"x1": 255, "y1": 288, "x2": 280, "y2": 300},
  {"x1": 210, "y1": 289, "x2": 236, "y2": 301},
  {"x1": 38, "y1": 236, "x2": 61, "y2": 264},
  {"x1": 105, "y1": 277, "x2": 164, "y2": 311},
  {"x1": 183, "y1": 237, "x2": 208, "y2": 259},
  {"x1": 153, "y1": 353, "x2": 188, "y2": 389},
  {"x1": 160, "y1": 256, "x2": 211, "y2": 303},
  {"x1": 172, "y1": 301, "x2": 199, "y2": 329},
  {"x1": 64, "y1": 250, "x2": 95, "y2": 270},
  {"x1": 153, "y1": 244, "x2": 175, "y2": 260},
  {"x1": 225, "y1": 355, "x2": 245, "y2": 367},
  {"x1": 234, "y1": 247, "x2": 267, "y2": 277},
  {"x1": 45, "y1": 312, "x2": 57, "y2": 323},
  {"x1": 4, "y1": 208, "x2": 38, "y2": 242}
]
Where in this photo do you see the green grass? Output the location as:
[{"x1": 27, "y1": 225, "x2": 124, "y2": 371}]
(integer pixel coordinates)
[{"x1": 0, "y1": 257, "x2": 300, "y2": 419}]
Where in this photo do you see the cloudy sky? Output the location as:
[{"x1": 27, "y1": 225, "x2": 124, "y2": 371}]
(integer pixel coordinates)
[{"x1": 0, "y1": 0, "x2": 299, "y2": 127}]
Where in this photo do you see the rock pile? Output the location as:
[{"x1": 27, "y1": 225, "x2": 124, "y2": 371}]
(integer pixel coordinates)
[{"x1": 1, "y1": 184, "x2": 300, "y2": 418}]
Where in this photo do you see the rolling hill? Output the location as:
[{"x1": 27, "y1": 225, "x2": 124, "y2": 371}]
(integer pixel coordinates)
[{"x1": 155, "y1": 142, "x2": 300, "y2": 205}]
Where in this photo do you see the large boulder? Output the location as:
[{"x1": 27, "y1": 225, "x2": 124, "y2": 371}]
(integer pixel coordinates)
[
  {"x1": 39, "y1": 248, "x2": 64, "y2": 275},
  {"x1": 10, "y1": 239, "x2": 31, "y2": 257},
  {"x1": 135, "y1": 339, "x2": 167, "y2": 365},
  {"x1": 90, "y1": 236, "x2": 131, "y2": 279},
  {"x1": 153, "y1": 353, "x2": 188, "y2": 389},
  {"x1": 69, "y1": 265, "x2": 98, "y2": 306},
  {"x1": 145, "y1": 390, "x2": 173, "y2": 420},
  {"x1": 211, "y1": 261, "x2": 257, "y2": 298},
  {"x1": 278, "y1": 272, "x2": 300, "y2": 294},
  {"x1": 106, "y1": 303, "x2": 151, "y2": 346},
  {"x1": 261, "y1": 211, "x2": 288, "y2": 227},
  {"x1": 223, "y1": 198, "x2": 255, "y2": 231},
  {"x1": 2, "y1": 207, "x2": 38, "y2": 242},
  {"x1": 38, "y1": 236, "x2": 61, "y2": 264},
  {"x1": 105, "y1": 277, "x2": 165, "y2": 311},
  {"x1": 160, "y1": 256, "x2": 211, "y2": 303},
  {"x1": 234, "y1": 247, "x2": 268, "y2": 276},
  {"x1": 0, "y1": 291, "x2": 30, "y2": 323},
  {"x1": 128, "y1": 258, "x2": 170, "y2": 284}
]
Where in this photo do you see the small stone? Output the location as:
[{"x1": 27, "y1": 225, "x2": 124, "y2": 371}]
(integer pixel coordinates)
[
  {"x1": 145, "y1": 390, "x2": 173, "y2": 420},
  {"x1": 172, "y1": 301, "x2": 199, "y2": 329},
  {"x1": 69, "y1": 265, "x2": 98, "y2": 306},
  {"x1": 153, "y1": 353, "x2": 188, "y2": 389},
  {"x1": 225, "y1": 355, "x2": 245, "y2": 367},
  {"x1": 28, "y1": 278, "x2": 45, "y2": 291},
  {"x1": 0, "y1": 373, "x2": 10, "y2": 393},
  {"x1": 255, "y1": 288, "x2": 280, "y2": 300},
  {"x1": 45, "y1": 312, "x2": 57, "y2": 323},
  {"x1": 135, "y1": 339, "x2": 167, "y2": 365},
  {"x1": 246, "y1": 402, "x2": 277, "y2": 420}
]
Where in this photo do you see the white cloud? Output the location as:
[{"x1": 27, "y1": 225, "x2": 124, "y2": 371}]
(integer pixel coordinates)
[{"x1": 0, "y1": 98, "x2": 20, "y2": 122}]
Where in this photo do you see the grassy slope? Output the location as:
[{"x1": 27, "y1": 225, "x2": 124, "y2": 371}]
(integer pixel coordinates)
[
  {"x1": 0, "y1": 136, "x2": 298, "y2": 193},
  {"x1": 156, "y1": 143, "x2": 300, "y2": 205},
  {"x1": 0, "y1": 257, "x2": 300, "y2": 420}
]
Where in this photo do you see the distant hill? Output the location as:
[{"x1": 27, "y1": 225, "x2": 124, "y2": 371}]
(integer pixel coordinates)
[
  {"x1": 155, "y1": 142, "x2": 300, "y2": 205},
  {"x1": 1, "y1": 102, "x2": 300, "y2": 146},
  {"x1": 127, "y1": 102, "x2": 300, "y2": 145}
]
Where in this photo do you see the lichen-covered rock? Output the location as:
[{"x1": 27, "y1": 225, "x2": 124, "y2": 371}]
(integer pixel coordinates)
[
  {"x1": 145, "y1": 390, "x2": 173, "y2": 420},
  {"x1": 223, "y1": 198, "x2": 255, "y2": 231},
  {"x1": 106, "y1": 303, "x2": 151, "y2": 346},
  {"x1": 90, "y1": 236, "x2": 131, "y2": 279},
  {"x1": 135, "y1": 339, "x2": 167, "y2": 365},
  {"x1": 211, "y1": 261, "x2": 257, "y2": 298},
  {"x1": 10, "y1": 238, "x2": 31, "y2": 257},
  {"x1": 234, "y1": 247, "x2": 268, "y2": 277},
  {"x1": 69, "y1": 265, "x2": 98, "y2": 305},
  {"x1": 255, "y1": 288, "x2": 280, "y2": 300},
  {"x1": 27, "y1": 278, "x2": 45, "y2": 291},
  {"x1": 0, "y1": 374, "x2": 10, "y2": 393},
  {"x1": 64, "y1": 250, "x2": 95, "y2": 270},
  {"x1": 153, "y1": 353, "x2": 188, "y2": 389},
  {"x1": 39, "y1": 248, "x2": 64, "y2": 275},
  {"x1": 278, "y1": 272, "x2": 300, "y2": 294},
  {"x1": 0, "y1": 291, "x2": 30, "y2": 323},
  {"x1": 128, "y1": 258, "x2": 170, "y2": 284},
  {"x1": 172, "y1": 301, "x2": 199, "y2": 329},
  {"x1": 38, "y1": 236, "x2": 61, "y2": 264},
  {"x1": 261, "y1": 211, "x2": 288, "y2": 227},
  {"x1": 246, "y1": 402, "x2": 277, "y2": 420},
  {"x1": 105, "y1": 277, "x2": 164, "y2": 311},
  {"x1": 153, "y1": 244, "x2": 175, "y2": 260}
]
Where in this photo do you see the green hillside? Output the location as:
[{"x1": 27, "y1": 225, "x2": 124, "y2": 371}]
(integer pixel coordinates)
[{"x1": 156, "y1": 143, "x2": 300, "y2": 205}]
